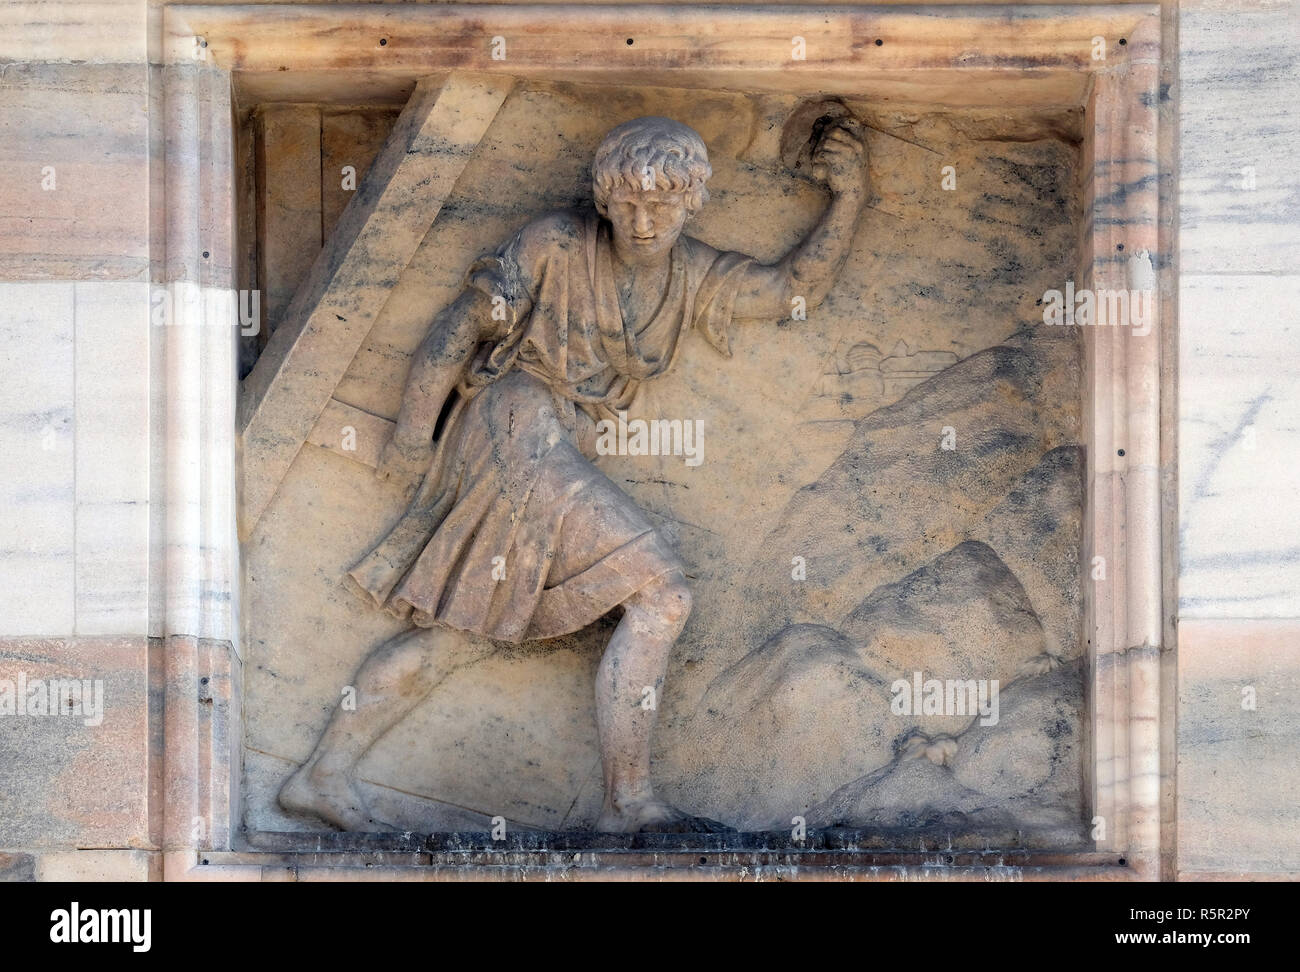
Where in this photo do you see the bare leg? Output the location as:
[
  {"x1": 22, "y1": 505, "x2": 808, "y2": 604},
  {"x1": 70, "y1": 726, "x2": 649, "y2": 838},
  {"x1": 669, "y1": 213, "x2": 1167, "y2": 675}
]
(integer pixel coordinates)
[
  {"x1": 279, "y1": 624, "x2": 490, "y2": 831},
  {"x1": 594, "y1": 571, "x2": 725, "y2": 832}
]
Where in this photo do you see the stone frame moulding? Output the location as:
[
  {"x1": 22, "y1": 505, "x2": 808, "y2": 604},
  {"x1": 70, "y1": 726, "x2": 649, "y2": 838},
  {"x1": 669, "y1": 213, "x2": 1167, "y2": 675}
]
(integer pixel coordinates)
[{"x1": 157, "y1": 2, "x2": 1164, "y2": 881}]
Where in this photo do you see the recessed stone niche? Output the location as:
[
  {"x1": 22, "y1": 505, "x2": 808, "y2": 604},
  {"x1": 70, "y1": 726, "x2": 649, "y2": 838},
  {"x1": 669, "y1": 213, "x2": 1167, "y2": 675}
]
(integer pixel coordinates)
[{"x1": 160, "y1": 3, "x2": 1163, "y2": 878}]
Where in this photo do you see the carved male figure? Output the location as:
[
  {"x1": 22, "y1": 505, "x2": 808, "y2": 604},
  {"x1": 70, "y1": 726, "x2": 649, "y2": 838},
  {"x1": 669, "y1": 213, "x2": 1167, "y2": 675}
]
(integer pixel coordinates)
[{"x1": 281, "y1": 114, "x2": 867, "y2": 832}]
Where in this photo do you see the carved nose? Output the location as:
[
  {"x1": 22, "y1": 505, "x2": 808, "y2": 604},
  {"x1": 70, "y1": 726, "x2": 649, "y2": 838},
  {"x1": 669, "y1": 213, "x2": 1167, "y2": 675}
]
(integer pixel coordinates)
[{"x1": 633, "y1": 210, "x2": 654, "y2": 235}]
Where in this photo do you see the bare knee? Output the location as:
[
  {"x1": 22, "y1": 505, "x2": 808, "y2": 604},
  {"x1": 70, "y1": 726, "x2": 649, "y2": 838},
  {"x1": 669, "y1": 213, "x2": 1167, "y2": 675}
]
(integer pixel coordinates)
[
  {"x1": 370, "y1": 625, "x2": 472, "y2": 693},
  {"x1": 627, "y1": 572, "x2": 693, "y2": 636},
  {"x1": 376, "y1": 625, "x2": 438, "y2": 666}
]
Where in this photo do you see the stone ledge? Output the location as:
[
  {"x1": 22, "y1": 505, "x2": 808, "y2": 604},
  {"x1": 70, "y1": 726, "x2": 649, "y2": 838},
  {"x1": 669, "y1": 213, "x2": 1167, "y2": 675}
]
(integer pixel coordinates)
[
  {"x1": 0, "y1": 849, "x2": 160, "y2": 882},
  {"x1": 168, "y1": 849, "x2": 1136, "y2": 882}
]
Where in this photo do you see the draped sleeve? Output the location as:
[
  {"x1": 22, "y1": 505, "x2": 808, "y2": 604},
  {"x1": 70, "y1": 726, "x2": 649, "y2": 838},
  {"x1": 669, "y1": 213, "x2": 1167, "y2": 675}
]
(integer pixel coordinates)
[
  {"x1": 684, "y1": 240, "x2": 756, "y2": 359},
  {"x1": 459, "y1": 212, "x2": 580, "y2": 388}
]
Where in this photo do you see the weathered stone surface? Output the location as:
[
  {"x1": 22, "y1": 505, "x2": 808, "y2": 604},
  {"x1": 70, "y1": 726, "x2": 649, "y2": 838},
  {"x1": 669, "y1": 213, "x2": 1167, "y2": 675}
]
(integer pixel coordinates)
[
  {"x1": 670, "y1": 540, "x2": 1077, "y2": 830},
  {"x1": 684, "y1": 624, "x2": 896, "y2": 829},
  {"x1": 239, "y1": 73, "x2": 515, "y2": 538},
  {"x1": 0, "y1": 852, "x2": 36, "y2": 882},
  {"x1": 0, "y1": 637, "x2": 155, "y2": 849},
  {"x1": 0, "y1": 63, "x2": 150, "y2": 280},
  {"x1": 0, "y1": 283, "x2": 74, "y2": 635},
  {"x1": 1177, "y1": 620, "x2": 1300, "y2": 876},
  {"x1": 733, "y1": 322, "x2": 1080, "y2": 648},
  {"x1": 243, "y1": 85, "x2": 1085, "y2": 839},
  {"x1": 1180, "y1": 4, "x2": 1300, "y2": 275},
  {"x1": 1179, "y1": 274, "x2": 1300, "y2": 618},
  {"x1": 949, "y1": 662, "x2": 1083, "y2": 816},
  {"x1": 971, "y1": 446, "x2": 1084, "y2": 661},
  {"x1": 34, "y1": 849, "x2": 159, "y2": 881},
  {"x1": 806, "y1": 663, "x2": 1084, "y2": 840},
  {"x1": 843, "y1": 540, "x2": 1048, "y2": 704},
  {"x1": 256, "y1": 105, "x2": 323, "y2": 337},
  {"x1": 320, "y1": 109, "x2": 400, "y2": 244},
  {"x1": 3, "y1": 0, "x2": 1295, "y2": 886}
]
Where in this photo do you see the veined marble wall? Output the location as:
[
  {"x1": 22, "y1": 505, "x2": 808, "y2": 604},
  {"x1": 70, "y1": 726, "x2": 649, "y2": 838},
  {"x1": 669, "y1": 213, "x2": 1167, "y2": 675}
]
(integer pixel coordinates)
[
  {"x1": 1175, "y1": 0, "x2": 1300, "y2": 878},
  {"x1": 0, "y1": 0, "x2": 1296, "y2": 881}
]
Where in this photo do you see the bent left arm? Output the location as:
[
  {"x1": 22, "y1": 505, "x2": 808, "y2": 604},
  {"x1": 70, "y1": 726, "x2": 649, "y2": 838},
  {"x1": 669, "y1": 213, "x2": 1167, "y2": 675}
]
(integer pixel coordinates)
[{"x1": 732, "y1": 118, "x2": 869, "y2": 319}]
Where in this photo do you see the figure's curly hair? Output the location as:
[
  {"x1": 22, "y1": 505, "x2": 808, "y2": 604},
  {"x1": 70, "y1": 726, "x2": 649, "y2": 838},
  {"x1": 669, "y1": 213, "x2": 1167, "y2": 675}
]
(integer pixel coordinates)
[{"x1": 592, "y1": 117, "x2": 711, "y2": 216}]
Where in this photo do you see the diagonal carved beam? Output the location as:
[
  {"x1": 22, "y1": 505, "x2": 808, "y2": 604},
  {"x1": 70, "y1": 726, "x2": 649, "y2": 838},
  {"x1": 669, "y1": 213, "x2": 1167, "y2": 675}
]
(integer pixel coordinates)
[
  {"x1": 237, "y1": 72, "x2": 514, "y2": 540},
  {"x1": 307, "y1": 398, "x2": 395, "y2": 471}
]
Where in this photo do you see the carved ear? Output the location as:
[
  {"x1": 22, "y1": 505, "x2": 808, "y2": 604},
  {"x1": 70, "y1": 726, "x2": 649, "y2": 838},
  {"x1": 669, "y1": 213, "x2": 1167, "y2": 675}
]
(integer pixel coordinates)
[{"x1": 686, "y1": 185, "x2": 709, "y2": 215}]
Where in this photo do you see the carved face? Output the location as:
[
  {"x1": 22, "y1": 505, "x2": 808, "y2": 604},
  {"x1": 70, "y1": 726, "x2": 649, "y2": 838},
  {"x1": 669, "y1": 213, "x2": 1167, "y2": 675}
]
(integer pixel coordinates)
[{"x1": 604, "y1": 186, "x2": 691, "y2": 266}]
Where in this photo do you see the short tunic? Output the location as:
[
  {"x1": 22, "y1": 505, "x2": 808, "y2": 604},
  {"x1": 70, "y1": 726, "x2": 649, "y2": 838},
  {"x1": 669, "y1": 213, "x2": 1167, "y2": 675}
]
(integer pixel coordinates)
[{"x1": 344, "y1": 209, "x2": 754, "y2": 642}]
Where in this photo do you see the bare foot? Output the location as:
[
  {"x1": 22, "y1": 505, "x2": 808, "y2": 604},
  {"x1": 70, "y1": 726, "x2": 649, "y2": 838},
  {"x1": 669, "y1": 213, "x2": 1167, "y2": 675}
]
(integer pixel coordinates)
[
  {"x1": 278, "y1": 760, "x2": 397, "y2": 832},
  {"x1": 595, "y1": 798, "x2": 732, "y2": 834}
]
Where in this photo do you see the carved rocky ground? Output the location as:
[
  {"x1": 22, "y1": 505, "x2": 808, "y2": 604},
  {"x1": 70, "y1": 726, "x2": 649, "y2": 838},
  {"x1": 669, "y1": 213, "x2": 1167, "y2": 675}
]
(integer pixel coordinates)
[
  {"x1": 665, "y1": 313, "x2": 1083, "y2": 837},
  {"x1": 241, "y1": 81, "x2": 1082, "y2": 840}
]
